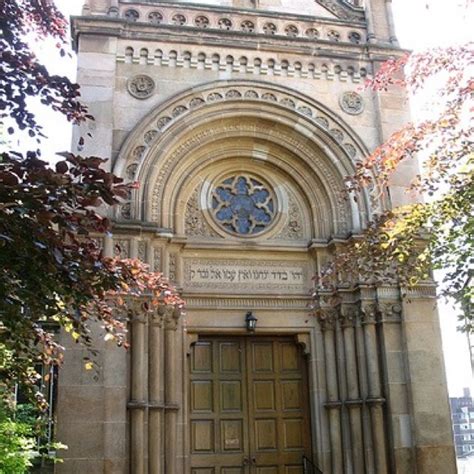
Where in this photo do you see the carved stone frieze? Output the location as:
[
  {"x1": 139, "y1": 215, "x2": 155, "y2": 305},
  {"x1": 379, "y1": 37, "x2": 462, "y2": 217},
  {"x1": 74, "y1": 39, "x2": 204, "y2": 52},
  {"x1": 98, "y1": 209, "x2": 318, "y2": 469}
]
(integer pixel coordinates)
[
  {"x1": 183, "y1": 258, "x2": 309, "y2": 294},
  {"x1": 118, "y1": 47, "x2": 368, "y2": 86}
]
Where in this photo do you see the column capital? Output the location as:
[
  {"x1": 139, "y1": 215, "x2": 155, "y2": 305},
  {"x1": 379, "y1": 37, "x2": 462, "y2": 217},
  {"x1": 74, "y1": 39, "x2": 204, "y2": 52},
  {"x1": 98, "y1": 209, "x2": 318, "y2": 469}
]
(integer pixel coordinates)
[
  {"x1": 378, "y1": 302, "x2": 402, "y2": 322},
  {"x1": 318, "y1": 307, "x2": 338, "y2": 331},
  {"x1": 359, "y1": 301, "x2": 378, "y2": 325},
  {"x1": 338, "y1": 303, "x2": 358, "y2": 328}
]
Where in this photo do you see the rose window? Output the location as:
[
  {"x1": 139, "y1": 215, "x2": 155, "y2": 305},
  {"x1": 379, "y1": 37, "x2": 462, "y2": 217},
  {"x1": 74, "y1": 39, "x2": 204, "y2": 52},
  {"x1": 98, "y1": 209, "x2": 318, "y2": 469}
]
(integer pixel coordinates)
[{"x1": 211, "y1": 175, "x2": 276, "y2": 236}]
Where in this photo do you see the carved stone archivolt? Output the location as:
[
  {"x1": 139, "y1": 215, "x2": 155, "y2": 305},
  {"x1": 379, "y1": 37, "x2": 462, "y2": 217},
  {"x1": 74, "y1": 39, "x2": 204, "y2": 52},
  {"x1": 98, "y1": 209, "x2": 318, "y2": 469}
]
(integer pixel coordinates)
[
  {"x1": 117, "y1": 81, "x2": 365, "y2": 166},
  {"x1": 114, "y1": 81, "x2": 373, "y2": 233},
  {"x1": 127, "y1": 74, "x2": 155, "y2": 99}
]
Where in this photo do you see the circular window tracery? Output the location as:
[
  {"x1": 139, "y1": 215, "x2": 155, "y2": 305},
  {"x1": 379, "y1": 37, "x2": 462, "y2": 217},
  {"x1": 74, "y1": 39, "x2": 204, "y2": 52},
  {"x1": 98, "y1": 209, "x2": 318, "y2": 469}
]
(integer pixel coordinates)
[{"x1": 211, "y1": 175, "x2": 276, "y2": 236}]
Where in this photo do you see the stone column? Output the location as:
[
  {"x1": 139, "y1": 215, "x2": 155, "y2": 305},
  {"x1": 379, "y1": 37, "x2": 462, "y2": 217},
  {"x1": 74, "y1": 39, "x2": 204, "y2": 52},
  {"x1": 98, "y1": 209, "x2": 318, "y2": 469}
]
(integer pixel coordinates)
[
  {"x1": 129, "y1": 311, "x2": 147, "y2": 474},
  {"x1": 361, "y1": 302, "x2": 388, "y2": 474},
  {"x1": 108, "y1": 0, "x2": 119, "y2": 16},
  {"x1": 320, "y1": 309, "x2": 343, "y2": 474},
  {"x1": 355, "y1": 309, "x2": 375, "y2": 473},
  {"x1": 164, "y1": 308, "x2": 180, "y2": 473},
  {"x1": 148, "y1": 311, "x2": 163, "y2": 474},
  {"x1": 340, "y1": 304, "x2": 365, "y2": 474},
  {"x1": 385, "y1": 0, "x2": 399, "y2": 45},
  {"x1": 364, "y1": 0, "x2": 377, "y2": 43}
]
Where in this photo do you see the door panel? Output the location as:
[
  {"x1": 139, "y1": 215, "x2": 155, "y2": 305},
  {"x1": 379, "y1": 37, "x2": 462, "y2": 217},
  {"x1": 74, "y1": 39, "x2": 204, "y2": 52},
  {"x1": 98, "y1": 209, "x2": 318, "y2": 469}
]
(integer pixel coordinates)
[
  {"x1": 189, "y1": 337, "x2": 311, "y2": 473},
  {"x1": 190, "y1": 339, "x2": 249, "y2": 472}
]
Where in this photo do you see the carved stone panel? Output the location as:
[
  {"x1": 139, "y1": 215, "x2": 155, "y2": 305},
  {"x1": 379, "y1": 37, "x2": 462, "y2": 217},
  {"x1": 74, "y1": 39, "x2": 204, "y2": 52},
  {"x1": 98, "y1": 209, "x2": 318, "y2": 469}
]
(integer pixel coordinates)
[
  {"x1": 339, "y1": 91, "x2": 364, "y2": 115},
  {"x1": 275, "y1": 193, "x2": 305, "y2": 241},
  {"x1": 183, "y1": 258, "x2": 310, "y2": 294},
  {"x1": 127, "y1": 74, "x2": 155, "y2": 99},
  {"x1": 185, "y1": 188, "x2": 220, "y2": 238}
]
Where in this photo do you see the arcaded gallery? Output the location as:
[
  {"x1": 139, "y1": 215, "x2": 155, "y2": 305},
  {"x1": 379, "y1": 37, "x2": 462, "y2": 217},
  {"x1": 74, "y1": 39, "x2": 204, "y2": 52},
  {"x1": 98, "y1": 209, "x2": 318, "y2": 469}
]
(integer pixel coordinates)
[{"x1": 56, "y1": 0, "x2": 457, "y2": 472}]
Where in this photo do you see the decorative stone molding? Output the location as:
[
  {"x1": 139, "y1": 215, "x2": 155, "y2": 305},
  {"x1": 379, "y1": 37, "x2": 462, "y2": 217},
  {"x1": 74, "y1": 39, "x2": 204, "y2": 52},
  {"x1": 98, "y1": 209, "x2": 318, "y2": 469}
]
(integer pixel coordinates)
[
  {"x1": 168, "y1": 253, "x2": 177, "y2": 283},
  {"x1": 118, "y1": 4, "x2": 366, "y2": 41},
  {"x1": 137, "y1": 240, "x2": 146, "y2": 261},
  {"x1": 275, "y1": 193, "x2": 305, "y2": 241},
  {"x1": 339, "y1": 91, "x2": 364, "y2": 115},
  {"x1": 184, "y1": 188, "x2": 220, "y2": 239},
  {"x1": 114, "y1": 238, "x2": 130, "y2": 257},
  {"x1": 184, "y1": 296, "x2": 309, "y2": 309},
  {"x1": 114, "y1": 80, "x2": 371, "y2": 231},
  {"x1": 118, "y1": 46, "x2": 369, "y2": 85},
  {"x1": 153, "y1": 247, "x2": 162, "y2": 271},
  {"x1": 148, "y1": 124, "x2": 350, "y2": 231},
  {"x1": 127, "y1": 74, "x2": 155, "y2": 99}
]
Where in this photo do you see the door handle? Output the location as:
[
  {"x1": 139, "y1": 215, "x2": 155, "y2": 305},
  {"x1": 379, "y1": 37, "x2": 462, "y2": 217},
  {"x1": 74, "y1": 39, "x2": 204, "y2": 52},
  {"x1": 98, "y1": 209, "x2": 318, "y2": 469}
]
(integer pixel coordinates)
[
  {"x1": 243, "y1": 457, "x2": 250, "y2": 466},
  {"x1": 251, "y1": 456, "x2": 257, "y2": 465}
]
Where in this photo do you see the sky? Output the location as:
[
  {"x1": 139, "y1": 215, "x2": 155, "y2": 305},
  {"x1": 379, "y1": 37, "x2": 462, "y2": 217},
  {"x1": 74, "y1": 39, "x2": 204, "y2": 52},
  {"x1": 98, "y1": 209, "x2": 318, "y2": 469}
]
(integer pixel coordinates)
[{"x1": 31, "y1": 0, "x2": 473, "y2": 396}]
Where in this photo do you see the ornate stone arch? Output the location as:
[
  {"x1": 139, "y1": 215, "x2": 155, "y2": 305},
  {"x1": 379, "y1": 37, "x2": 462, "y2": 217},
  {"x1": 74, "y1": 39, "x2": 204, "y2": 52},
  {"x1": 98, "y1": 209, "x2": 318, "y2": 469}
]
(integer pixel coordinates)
[{"x1": 114, "y1": 80, "x2": 377, "y2": 238}]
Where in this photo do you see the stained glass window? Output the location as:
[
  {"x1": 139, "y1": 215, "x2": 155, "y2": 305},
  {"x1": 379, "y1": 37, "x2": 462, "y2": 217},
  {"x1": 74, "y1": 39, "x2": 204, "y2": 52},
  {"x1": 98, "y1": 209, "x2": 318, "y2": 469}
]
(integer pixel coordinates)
[{"x1": 211, "y1": 175, "x2": 276, "y2": 236}]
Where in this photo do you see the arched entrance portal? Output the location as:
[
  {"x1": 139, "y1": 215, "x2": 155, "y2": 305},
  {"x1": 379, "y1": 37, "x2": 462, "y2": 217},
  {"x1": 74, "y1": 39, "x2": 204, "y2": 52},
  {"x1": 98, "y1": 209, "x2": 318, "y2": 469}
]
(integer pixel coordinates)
[{"x1": 114, "y1": 80, "x2": 385, "y2": 473}]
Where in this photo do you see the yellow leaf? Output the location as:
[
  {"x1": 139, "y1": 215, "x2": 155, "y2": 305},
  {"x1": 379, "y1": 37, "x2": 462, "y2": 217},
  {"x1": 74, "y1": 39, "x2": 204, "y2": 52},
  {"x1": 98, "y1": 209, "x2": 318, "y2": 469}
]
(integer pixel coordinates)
[{"x1": 84, "y1": 362, "x2": 94, "y2": 370}]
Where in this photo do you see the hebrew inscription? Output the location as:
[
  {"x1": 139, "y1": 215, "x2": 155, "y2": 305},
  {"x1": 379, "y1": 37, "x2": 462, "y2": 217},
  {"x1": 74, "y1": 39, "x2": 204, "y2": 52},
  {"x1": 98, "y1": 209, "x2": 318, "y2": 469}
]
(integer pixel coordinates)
[{"x1": 184, "y1": 259, "x2": 309, "y2": 294}]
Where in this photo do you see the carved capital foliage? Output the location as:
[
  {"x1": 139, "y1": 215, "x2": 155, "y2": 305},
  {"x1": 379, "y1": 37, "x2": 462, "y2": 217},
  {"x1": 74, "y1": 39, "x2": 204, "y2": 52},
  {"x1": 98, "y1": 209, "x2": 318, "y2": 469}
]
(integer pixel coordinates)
[
  {"x1": 156, "y1": 304, "x2": 182, "y2": 330},
  {"x1": 338, "y1": 303, "x2": 358, "y2": 328},
  {"x1": 126, "y1": 298, "x2": 182, "y2": 330},
  {"x1": 318, "y1": 307, "x2": 338, "y2": 331},
  {"x1": 378, "y1": 302, "x2": 402, "y2": 322},
  {"x1": 359, "y1": 302, "x2": 377, "y2": 325}
]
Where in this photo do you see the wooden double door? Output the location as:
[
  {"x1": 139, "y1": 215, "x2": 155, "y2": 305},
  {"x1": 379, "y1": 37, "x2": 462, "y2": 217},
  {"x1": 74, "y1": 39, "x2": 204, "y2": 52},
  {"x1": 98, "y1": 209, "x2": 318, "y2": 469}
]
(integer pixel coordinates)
[{"x1": 189, "y1": 336, "x2": 312, "y2": 473}]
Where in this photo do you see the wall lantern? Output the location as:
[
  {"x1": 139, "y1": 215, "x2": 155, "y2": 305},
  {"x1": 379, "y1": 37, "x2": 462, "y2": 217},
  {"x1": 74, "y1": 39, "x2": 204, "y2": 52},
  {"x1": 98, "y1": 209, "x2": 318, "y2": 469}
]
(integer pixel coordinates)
[{"x1": 245, "y1": 311, "x2": 257, "y2": 332}]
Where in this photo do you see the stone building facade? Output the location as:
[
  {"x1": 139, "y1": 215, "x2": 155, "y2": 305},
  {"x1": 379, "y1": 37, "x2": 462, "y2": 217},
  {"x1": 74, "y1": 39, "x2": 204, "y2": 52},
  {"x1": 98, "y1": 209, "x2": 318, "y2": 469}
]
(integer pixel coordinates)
[{"x1": 57, "y1": 0, "x2": 457, "y2": 472}]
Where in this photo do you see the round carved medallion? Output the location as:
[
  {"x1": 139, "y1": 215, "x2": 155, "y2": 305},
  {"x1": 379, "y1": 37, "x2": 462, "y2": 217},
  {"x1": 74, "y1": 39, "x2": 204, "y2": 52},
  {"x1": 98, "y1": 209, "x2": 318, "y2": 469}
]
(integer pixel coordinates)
[
  {"x1": 211, "y1": 175, "x2": 276, "y2": 236},
  {"x1": 127, "y1": 75, "x2": 155, "y2": 99},
  {"x1": 339, "y1": 91, "x2": 364, "y2": 115}
]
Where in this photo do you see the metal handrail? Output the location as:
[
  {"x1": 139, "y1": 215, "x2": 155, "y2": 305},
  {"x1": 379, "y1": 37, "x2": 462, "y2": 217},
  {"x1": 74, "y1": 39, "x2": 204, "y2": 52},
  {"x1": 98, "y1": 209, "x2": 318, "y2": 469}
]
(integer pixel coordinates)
[{"x1": 303, "y1": 455, "x2": 323, "y2": 474}]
